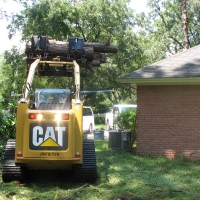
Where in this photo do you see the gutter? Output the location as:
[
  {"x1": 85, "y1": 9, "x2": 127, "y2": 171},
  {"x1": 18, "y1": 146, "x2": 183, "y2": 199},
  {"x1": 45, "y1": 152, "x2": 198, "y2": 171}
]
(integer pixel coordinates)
[{"x1": 117, "y1": 77, "x2": 200, "y2": 87}]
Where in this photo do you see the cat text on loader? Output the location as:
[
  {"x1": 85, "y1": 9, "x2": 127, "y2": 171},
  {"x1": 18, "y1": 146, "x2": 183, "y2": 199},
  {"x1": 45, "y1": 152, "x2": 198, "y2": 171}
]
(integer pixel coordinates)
[{"x1": 2, "y1": 37, "x2": 97, "y2": 183}]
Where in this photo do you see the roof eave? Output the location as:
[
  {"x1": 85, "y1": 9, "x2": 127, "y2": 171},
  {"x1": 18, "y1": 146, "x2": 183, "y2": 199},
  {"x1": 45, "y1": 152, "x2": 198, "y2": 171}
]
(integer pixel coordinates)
[{"x1": 118, "y1": 77, "x2": 200, "y2": 88}]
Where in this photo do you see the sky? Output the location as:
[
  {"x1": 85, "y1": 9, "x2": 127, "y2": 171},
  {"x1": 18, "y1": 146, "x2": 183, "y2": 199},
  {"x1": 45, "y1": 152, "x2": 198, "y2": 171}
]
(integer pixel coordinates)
[{"x1": 0, "y1": 0, "x2": 148, "y2": 53}]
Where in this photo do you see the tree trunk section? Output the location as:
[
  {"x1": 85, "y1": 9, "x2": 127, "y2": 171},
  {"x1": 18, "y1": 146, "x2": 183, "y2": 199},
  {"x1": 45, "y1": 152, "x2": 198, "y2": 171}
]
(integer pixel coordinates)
[
  {"x1": 182, "y1": 0, "x2": 190, "y2": 49},
  {"x1": 25, "y1": 39, "x2": 118, "y2": 55}
]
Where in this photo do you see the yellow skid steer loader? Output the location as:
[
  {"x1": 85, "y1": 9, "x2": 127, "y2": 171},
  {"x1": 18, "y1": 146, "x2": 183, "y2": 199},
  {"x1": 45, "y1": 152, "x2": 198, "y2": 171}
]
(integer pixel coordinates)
[{"x1": 2, "y1": 36, "x2": 97, "y2": 182}]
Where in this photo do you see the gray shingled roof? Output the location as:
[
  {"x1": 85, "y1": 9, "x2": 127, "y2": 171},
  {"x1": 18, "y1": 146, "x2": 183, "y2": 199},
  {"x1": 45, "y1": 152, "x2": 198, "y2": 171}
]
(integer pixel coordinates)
[{"x1": 119, "y1": 44, "x2": 200, "y2": 80}]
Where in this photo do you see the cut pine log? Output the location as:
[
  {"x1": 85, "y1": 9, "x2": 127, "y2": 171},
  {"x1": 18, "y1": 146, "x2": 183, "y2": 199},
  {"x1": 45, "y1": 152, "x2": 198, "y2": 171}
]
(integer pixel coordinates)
[
  {"x1": 84, "y1": 43, "x2": 117, "y2": 53},
  {"x1": 79, "y1": 60, "x2": 101, "y2": 68},
  {"x1": 25, "y1": 42, "x2": 94, "y2": 60},
  {"x1": 47, "y1": 39, "x2": 118, "y2": 53},
  {"x1": 25, "y1": 36, "x2": 117, "y2": 74},
  {"x1": 25, "y1": 39, "x2": 118, "y2": 55}
]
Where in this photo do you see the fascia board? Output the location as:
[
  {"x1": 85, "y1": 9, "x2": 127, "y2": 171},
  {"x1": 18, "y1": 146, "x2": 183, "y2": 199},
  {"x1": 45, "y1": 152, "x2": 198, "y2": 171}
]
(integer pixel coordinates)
[{"x1": 118, "y1": 77, "x2": 200, "y2": 86}]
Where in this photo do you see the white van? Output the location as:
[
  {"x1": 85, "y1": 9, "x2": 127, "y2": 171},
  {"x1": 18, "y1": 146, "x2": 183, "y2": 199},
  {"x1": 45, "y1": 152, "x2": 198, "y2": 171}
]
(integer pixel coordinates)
[{"x1": 83, "y1": 106, "x2": 95, "y2": 133}]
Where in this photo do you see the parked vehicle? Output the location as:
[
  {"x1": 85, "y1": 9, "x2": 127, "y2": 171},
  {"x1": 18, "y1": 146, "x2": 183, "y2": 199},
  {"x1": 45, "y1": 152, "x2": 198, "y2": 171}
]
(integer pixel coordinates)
[
  {"x1": 105, "y1": 104, "x2": 137, "y2": 130},
  {"x1": 83, "y1": 106, "x2": 95, "y2": 132}
]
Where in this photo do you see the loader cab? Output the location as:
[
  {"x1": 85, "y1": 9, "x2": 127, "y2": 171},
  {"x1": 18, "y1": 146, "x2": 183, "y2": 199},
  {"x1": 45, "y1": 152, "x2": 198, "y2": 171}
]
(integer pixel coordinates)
[{"x1": 34, "y1": 88, "x2": 71, "y2": 110}]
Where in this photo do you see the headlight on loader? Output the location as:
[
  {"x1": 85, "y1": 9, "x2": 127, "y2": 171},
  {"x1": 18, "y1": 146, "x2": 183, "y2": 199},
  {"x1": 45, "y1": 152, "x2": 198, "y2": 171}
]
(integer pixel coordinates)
[
  {"x1": 55, "y1": 113, "x2": 69, "y2": 121},
  {"x1": 29, "y1": 113, "x2": 43, "y2": 120}
]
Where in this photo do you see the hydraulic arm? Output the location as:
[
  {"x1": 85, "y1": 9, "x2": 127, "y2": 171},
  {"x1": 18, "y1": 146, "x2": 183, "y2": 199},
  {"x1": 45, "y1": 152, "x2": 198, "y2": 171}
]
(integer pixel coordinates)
[{"x1": 22, "y1": 59, "x2": 81, "y2": 104}]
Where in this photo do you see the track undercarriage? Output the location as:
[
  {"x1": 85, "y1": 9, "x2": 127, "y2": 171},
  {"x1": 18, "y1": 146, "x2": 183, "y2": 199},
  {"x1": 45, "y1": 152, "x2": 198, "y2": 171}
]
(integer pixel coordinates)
[{"x1": 2, "y1": 139, "x2": 97, "y2": 182}]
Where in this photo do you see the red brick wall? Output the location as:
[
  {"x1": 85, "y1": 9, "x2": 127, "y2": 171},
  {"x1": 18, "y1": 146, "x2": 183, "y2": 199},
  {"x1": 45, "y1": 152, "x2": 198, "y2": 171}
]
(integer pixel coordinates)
[{"x1": 136, "y1": 85, "x2": 200, "y2": 159}]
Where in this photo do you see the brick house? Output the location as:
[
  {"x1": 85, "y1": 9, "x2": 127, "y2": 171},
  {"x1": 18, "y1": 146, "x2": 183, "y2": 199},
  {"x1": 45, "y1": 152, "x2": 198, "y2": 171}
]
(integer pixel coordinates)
[{"x1": 118, "y1": 45, "x2": 200, "y2": 159}]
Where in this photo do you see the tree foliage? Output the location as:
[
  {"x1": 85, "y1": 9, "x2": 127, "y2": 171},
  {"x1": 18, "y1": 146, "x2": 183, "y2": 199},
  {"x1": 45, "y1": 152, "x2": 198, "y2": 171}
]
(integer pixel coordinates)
[
  {"x1": 0, "y1": 98, "x2": 17, "y2": 158},
  {"x1": 1, "y1": 0, "x2": 200, "y2": 113},
  {"x1": 0, "y1": 47, "x2": 26, "y2": 106},
  {"x1": 146, "y1": 0, "x2": 200, "y2": 53},
  {"x1": 4, "y1": 0, "x2": 142, "y2": 113}
]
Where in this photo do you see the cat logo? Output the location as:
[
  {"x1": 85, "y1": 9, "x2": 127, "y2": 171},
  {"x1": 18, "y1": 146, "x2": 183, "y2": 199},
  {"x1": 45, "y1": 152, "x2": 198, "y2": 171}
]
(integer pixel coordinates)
[{"x1": 29, "y1": 123, "x2": 68, "y2": 150}]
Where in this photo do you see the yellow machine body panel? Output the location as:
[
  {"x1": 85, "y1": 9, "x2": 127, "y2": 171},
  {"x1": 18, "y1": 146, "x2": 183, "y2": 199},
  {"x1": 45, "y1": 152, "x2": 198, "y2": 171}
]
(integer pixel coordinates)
[{"x1": 15, "y1": 99, "x2": 83, "y2": 170}]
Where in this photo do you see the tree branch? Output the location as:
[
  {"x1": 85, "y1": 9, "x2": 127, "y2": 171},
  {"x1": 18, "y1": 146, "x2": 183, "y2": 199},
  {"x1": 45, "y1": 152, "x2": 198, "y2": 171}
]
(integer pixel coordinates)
[{"x1": 168, "y1": 35, "x2": 184, "y2": 49}]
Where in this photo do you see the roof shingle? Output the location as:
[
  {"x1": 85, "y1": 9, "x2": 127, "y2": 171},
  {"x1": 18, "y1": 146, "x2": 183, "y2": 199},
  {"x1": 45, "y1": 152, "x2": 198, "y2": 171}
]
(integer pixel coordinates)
[{"x1": 119, "y1": 44, "x2": 200, "y2": 79}]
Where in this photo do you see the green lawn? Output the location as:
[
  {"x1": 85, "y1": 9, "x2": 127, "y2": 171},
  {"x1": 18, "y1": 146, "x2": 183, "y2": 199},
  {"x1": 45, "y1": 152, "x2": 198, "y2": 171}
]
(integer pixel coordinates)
[{"x1": 1, "y1": 141, "x2": 200, "y2": 200}]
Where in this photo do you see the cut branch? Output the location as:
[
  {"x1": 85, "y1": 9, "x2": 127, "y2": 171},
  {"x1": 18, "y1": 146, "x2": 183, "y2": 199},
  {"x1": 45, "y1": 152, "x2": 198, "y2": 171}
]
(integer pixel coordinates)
[
  {"x1": 25, "y1": 42, "x2": 94, "y2": 60},
  {"x1": 25, "y1": 39, "x2": 118, "y2": 55},
  {"x1": 25, "y1": 36, "x2": 118, "y2": 75},
  {"x1": 75, "y1": 183, "x2": 88, "y2": 191},
  {"x1": 79, "y1": 60, "x2": 101, "y2": 68}
]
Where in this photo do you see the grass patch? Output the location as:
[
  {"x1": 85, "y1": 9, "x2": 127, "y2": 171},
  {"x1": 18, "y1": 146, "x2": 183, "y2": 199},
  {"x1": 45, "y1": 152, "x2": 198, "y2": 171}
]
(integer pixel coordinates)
[{"x1": 1, "y1": 141, "x2": 200, "y2": 199}]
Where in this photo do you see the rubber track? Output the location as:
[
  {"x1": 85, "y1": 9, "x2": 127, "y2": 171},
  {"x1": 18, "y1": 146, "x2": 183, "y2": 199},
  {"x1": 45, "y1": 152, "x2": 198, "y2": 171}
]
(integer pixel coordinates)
[
  {"x1": 74, "y1": 139, "x2": 97, "y2": 182},
  {"x1": 2, "y1": 139, "x2": 26, "y2": 182}
]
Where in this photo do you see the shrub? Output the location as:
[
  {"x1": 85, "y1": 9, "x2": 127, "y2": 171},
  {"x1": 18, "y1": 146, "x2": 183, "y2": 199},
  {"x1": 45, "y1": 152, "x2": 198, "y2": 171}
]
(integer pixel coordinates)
[
  {"x1": 95, "y1": 116, "x2": 105, "y2": 124},
  {"x1": 114, "y1": 109, "x2": 137, "y2": 149},
  {"x1": 0, "y1": 100, "x2": 17, "y2": 159}
]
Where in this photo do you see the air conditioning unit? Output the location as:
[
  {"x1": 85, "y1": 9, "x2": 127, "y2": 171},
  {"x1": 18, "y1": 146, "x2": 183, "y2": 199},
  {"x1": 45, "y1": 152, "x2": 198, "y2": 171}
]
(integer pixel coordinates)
[
  {"x1": 108, "y1": 130, "x2": 130, "y2": 149},
  {"x1": 94, "y1": 130, "x2": 104, "y2": 140}
]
